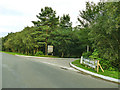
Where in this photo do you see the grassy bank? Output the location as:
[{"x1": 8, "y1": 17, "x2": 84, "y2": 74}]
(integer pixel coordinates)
[
  {"x1": 0, "y1": 51, "x2": 26, "y2": 55},
  {"x1": 72, "y1": 60, "x2": 119, "y2": 79},
  {"x1": 0, "y1": 51, "x2": 59, "y2": 58}
]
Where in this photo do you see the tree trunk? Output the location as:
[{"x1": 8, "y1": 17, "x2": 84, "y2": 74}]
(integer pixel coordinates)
[
  {"x1": 61, "y1": 52, "x2": 64, "y2": 57},
  {"x1": 45, "y1": 43, "x2": 47, "y2": 55},
  {"x1": 45, "y1": 29, "x2": 48, "y2": 55},
  {"x1": 26, "y1": 49, "x2": 27, "y2": 55},
  {"x1": 33, "y1": 49, "x2": 35, "y2": 55},
  {"x1": 37, "y1": 48, "x2": 39, "y2": 52},
  {"x1": 18, "y1": 49, "x2": 20, "y2": 53},
  {"x1": 27, "y1": 50, "x2": 29, "y2": 55},
  {"x1": 87, "y1": 45, "x2": 89, "y2": 52}
]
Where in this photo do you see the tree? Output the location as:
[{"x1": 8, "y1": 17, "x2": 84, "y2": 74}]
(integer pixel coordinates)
[
  {"x1": 32, "y1": 7, "x2": 59, "y2": 55},
  {"x1": 77, "y1": 1, "x2": 105, "y2": 54},
  {"x1": 50, "y1": 29, "x2": 72, "y2": 57},
  {"x1": 3, "y1": 33, "x2": 15, "y2": 52},
  {"x1": 77, "y1": 1, "x2": 105, "y2": 28},
  {"x1": 48, "y1": 14, "x2": 73, "y2": 57},
  {"x1": 59, "y1": 14, "x2": 72, "y2": 30},
  {"x1": 88, "y1": 2, "x2": 120, "y2": 70}
]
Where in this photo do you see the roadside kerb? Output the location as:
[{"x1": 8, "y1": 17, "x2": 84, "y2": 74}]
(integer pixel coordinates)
[{"x1": 69, "y1": 62, "x2": 120, "y2": 84}]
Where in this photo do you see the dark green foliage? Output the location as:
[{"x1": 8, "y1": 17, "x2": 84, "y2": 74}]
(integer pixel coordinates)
[
  {"x1": 88, "y1": 2, "x2": 120, "y2": 70},
  {"x1": 99, "y1": 58, "x2": 117, "y2": 71},
  {"x1": 32, "y1": 7, "x2": 59, "y2": 28},
  {"x1": 35, "y1": 51, "x2": 44, "y2": 56},
  {"x1": 82, "y1": 51, "x2": 92, "y2": 59},
  {"x1": 78, "y1": 1, "x2": 120, "y2": 71},
  {"x1": 59, "y1": 14, "x2": 72, "y2": 29},
  {"x1": 77, "y1": 2, "x2": 105, "y2": 28},
  {"x1": 50, "y1": 29, "x2": 72, "y2": 57},
  {"x1": 89, "y1": 49, "x2": 100, "y2": 59},
  {"x1": 32, "y1": 7, "x2": 59, "y2": 55}
]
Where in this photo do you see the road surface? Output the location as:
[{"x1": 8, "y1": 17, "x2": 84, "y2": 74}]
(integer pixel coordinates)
[{"x1": 1, "y1": 53, "x2": 118, "y2": 88}]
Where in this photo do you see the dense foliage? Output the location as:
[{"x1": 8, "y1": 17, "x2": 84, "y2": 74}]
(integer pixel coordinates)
[{"x1": 1, "y1": 1, "x2": 120, "y2": 71}]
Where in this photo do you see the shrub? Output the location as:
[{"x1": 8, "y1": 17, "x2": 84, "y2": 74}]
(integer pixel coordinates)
[
  {"x1": 35, "y1": 51, "x2": 44, "y2": 56},
  {"x1": 89, "y1": 49, "x2": 117, "y2": 71},
  {"x1": 82, "y1": 51, "x2": 92, "y2": 58},
  {"x1": 89, "y1": 49, "x2": 99, "y2": 59}
]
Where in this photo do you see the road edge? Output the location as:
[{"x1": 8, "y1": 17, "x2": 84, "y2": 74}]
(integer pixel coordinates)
[{"x1": 69, "y1": 62, "x2": 120, "y2": 84}]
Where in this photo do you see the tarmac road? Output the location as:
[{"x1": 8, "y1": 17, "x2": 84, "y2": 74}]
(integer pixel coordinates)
[{"x1": 1, "y1": 53, "x2": 118, "y2": 88}]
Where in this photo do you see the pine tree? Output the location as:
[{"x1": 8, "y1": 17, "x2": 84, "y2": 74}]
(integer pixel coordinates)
[{"x1": 32, "y1": 7, "x2": 59, "y2": 55}]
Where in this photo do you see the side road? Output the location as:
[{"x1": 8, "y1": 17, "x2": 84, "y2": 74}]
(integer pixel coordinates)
[
  {"x1": 15, "y1": 55, "x2": 78, "y2": 71},
  {"x1": 70, "y1": 62, "x2": 120, "y2": 84}
]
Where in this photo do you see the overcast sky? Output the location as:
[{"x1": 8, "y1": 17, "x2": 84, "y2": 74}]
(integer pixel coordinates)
[{"x1": 0, "y1": 0, "x2": 100, "y2": 37}]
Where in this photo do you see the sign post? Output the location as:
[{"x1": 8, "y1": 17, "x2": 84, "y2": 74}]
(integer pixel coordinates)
[{"x1": 80, "y1": 56, "x2": 83, "y2": 64}]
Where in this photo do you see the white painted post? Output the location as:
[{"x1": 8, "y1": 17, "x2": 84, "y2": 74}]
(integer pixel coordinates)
[{"x1": 80, "y1": 56, "x2": 83, "y2": 64}]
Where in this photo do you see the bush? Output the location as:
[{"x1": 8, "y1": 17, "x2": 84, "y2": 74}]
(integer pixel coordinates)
[
  {"x1": 82, "y1": 51, "x2": 92, "y2": 58},
  {"x1": 100, "y1": 58, "x2": 117, "y2": 71},
  {"x1": 89, "y1": 49, "x2": 99, "y2": 59},
  {"x1": 35, "y1": 51, "x2": 44, "y2": 56}
]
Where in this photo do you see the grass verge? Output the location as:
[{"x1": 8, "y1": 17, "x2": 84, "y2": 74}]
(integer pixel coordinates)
[
  {"x1": 0, "y1": 51, "x2": 26, "y2": 55},
  {"x1": 72, "y1": 59, "x2": 119, "y2": 79},
  {"x1": 0, "y1": 51, "x2": 59, "y2": 58},
  {"x1": 35, "y1": 55, "x2": 59, "y2": 58}
]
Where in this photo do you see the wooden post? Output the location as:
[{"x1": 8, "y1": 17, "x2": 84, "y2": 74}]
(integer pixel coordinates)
[
  {"x1": 99, "y1": 63, "x2": 104, "y2": 72},
  {"x1": 97, "y1": 60, "x2": 104, "y2": 72},
  {"x1": 45, "y1": 43, "x2": 47, "y2": 55},
  {"x1": 97, "y1": 60, "x2": 99, "y2": 72}
]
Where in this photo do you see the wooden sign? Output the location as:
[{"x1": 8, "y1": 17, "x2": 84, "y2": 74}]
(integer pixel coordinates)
[{"x1": 48, "y1": 45, "x2": 53, "y2": 53}]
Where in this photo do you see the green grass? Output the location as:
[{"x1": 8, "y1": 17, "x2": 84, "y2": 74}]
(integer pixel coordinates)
[
  {"x1": 0, "y1": 51, "x2": 59, "y2": 58},
  {"x1": 1, "y1": 51, "x2": 26, "y2": 55},
  {"x1": 35, "y1": 55, "x2": 59, "y2": 58},
  {"x1": 72, "y1": 60, "x2": 119, "y2": 79}
]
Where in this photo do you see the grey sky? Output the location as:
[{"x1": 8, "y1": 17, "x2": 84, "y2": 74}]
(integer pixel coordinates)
[{"x1": 0, "y1": 0, "x2": 100, "y2": 37}]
